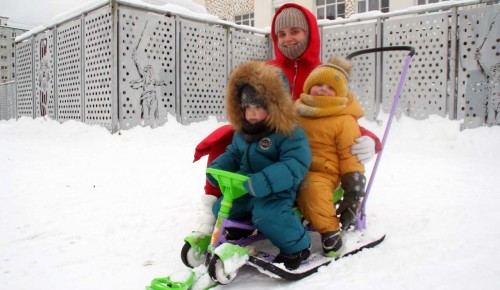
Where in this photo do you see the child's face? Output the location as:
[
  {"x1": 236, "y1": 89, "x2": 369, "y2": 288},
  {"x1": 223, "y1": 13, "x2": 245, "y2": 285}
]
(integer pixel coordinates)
[
  {"x1": 244, "y1": 104, "x2": 268, "y2": 124},
  {"x1": 277, "y1": 27, "x2": 306, "y2": 47},
  {"x1": 310, "y1": 84, "x2": 337, "y2": 97}
]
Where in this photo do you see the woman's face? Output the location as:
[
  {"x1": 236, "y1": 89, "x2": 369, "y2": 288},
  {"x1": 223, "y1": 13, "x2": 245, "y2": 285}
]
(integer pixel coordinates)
[{"x1": 276, "y1": 27, "x2": 306, "y2": 48}]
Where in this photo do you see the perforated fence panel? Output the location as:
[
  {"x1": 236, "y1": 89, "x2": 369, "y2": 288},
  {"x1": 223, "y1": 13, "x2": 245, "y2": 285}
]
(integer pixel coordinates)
[
  {"x1": 322, "y1": 22, "x2": 378, "y2": 120},
  {"x1": 0, "y1": 83, "x2": 8, "y2": 120},
  {"x1": 6, "y1": 82, "x2": 16, "y2": 119},
  {"x1": 230, "y1": 29, "x2": 270, "y2": 71},
  {"x1": 84, "y1": 6, "x2": 114, "y2": 130},
  {"x1": 34, "y1": 31, "x2": 56, "y2": 119},
  {"x1": 56, "y1": 18, "x2": 83, "y2": 122},
  {"x1": 179, "y1": 19, "x2": 227, "y2": 124},
  {"x1": 118, "y1": 8, "x2": 176, "y2": 129},
  {"x1": 0, "y1": 84, "x2": 5, "y2": 120},
  {"x1": 382, "y1": 13, "x2": 449, "y2": 120},
  {"x1": 15, "y1": 39, "x2": 34, "y2": 118},
  {"x1": 457, "y1": 5, "x2": 500, "y2": 128}
]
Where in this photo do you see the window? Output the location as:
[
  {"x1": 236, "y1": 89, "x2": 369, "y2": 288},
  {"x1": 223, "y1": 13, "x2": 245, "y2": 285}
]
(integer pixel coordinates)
[
  {"x1": 418, "y1": 0, "x2": 449, "y2": 4},
  {"x1": 358, "y1": 0, "x2": 390, "y2": 13},
  {"x1": 235, "y1": 13, "x2": 254, "y2": 27},
  {"x1": 316, "y1": 0, "x2": 345, "y2": 20}
]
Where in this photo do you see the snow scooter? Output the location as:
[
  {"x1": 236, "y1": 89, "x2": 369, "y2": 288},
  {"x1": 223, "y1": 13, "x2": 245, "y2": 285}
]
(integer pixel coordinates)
[
  {"x1": 146, "y1": 168, "x2": 381, "y2": 290},
  {"x1": 146, "y1": 168, "x2": 255, "y2": 290},
  {"x1": 146, "y1": 45, "x2": 415, "y2": 289}
]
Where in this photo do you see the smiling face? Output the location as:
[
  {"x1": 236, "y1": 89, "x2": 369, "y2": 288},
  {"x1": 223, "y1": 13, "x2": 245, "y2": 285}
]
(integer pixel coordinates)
[
  {"x1": 276, "y1": 27, "x2": 307, "y2": 48},
  {"x1": 273, "y1": 7, "x2": 310, "y2": 60}
]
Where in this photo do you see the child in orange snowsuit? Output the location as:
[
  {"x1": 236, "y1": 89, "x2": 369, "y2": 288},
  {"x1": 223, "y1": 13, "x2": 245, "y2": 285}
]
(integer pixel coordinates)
[{"x1": 295, "y1": 57, "x2": 367, "y2": 257}]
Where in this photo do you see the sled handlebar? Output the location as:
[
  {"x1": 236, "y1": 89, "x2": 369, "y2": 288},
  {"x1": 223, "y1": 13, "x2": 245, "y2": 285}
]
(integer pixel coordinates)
[
  {"x1": 346, "y1": 46, "x2": 416, "y2": 231},
  {"x1": 347, "y1": 46, "x2": 416, "y2": 59}
]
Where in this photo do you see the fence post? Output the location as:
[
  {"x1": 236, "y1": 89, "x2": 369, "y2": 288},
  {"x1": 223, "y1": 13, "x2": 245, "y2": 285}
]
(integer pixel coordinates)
[
  {"x1": 174, "y1": 15, "x2": 182, "y2": 124},
  {"x1": 110, "y1": 0, "x2": 119, "y2": 133},
  {"x1": 449, "y1": 6, "x2": 458, "y2": 120}
]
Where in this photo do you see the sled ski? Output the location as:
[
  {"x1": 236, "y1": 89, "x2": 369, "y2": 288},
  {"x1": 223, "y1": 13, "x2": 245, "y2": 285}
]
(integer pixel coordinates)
[{"x1": 247, "y1": 234, "x2": 386, "y2": 280}]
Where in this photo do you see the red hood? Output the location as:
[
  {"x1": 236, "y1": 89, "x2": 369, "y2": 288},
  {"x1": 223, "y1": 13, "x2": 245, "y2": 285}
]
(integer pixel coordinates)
[{"x1": 269, "y1": 3, "x2": 322, "y2": 100}]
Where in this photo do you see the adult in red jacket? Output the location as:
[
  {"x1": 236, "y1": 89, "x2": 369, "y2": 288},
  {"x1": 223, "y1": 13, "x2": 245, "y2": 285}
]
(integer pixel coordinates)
[{"x1": 193, "y1": 3, "x2": 382, "y2": 235}]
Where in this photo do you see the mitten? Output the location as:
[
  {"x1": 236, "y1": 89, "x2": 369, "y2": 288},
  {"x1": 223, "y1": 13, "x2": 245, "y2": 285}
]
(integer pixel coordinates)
[
  {"x1": 351, "y1": 136, "x2": 376, "y2": 164},
  {"x1": 337, "y1": 172, "x2": 366, "y2": 230}
]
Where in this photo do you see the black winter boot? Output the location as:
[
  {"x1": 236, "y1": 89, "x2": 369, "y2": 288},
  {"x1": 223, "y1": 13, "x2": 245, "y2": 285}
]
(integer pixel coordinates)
[
  {"x1": 337, "y1": 172, "x2": 366, "y2": 230},
  {"x1": 225, "y1": 227, "x2": 255, "y2": 240},
  {"x1": 274, "y1": 247, "x2": 311, "y2": 270},
  {"x1": 321, "y1": 231, "x2": 342, "y2": 257}
]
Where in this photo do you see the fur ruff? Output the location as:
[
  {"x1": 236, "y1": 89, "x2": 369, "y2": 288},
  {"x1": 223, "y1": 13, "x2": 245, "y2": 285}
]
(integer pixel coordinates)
[{"x1": 226, "y1": 61, "x2": 298, "y2": 135}]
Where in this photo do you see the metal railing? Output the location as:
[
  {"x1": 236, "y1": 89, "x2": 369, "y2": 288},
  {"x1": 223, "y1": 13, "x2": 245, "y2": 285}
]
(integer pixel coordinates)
[{"x1": 2, "y1": 0, "x2": 498, "y2": 131}]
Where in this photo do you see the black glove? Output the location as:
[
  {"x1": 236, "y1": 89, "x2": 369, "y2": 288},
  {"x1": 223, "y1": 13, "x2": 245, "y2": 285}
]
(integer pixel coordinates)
[{"x1": 337, "y1": 172, "x2": 366, "y2": 230}]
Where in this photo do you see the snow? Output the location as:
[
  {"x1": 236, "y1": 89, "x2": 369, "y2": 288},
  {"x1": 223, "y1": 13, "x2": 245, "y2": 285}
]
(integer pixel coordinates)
[
  {"x1": 214, "y1": 243, "x2": 249, "y2": 274},
  {"x1": 1, "y1": 114, "x2": 500, "y2": 290}
]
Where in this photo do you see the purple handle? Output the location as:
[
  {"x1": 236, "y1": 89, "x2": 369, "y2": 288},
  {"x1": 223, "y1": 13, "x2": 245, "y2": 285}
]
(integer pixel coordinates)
[{"x1": 356, "y1": 51, "x2": 414, "y2": 230}]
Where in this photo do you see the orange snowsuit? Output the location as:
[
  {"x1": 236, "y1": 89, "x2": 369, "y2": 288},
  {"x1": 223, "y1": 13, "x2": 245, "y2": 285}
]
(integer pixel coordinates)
[{"x1": 296, "y1": 93, "x2": 365, "y2": 233}]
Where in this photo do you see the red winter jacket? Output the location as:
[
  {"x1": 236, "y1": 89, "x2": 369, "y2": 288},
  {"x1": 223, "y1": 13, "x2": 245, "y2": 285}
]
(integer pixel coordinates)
[
  {"x1": 193, "y1": 125, "x2": 235, "y2": 196},
  {"x1": 194, "y1": 3, "x2": 381, "y2": 197}
]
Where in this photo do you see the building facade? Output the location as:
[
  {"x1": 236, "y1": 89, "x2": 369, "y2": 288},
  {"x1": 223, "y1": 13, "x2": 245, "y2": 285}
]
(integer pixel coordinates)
[
  {"x1": 192, "y1": 0, "x2": 459, "y2": 28},
  {"x1": 0, "y1": 17, "x2": 27, "y2": 84}
]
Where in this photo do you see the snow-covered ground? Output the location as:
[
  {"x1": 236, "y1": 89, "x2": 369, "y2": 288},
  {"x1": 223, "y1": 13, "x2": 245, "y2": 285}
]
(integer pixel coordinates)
[{"x1": 1, "y1": 115, "x2": 499, "y2": 289}]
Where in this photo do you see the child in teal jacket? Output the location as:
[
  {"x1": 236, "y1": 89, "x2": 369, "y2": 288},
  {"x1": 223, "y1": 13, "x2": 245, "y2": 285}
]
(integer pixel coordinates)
[{"x1": 208, "y1": 61, "x2": 312, "y2": 270}]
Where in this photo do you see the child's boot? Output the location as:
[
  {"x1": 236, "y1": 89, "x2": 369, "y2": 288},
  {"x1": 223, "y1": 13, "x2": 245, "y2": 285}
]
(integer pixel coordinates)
[
  {"x1": 274, "y1": 247, "x2": 311, "y2": 270},
  {"x1": 224, "y1": 227, "x2": 255, "y2": 240},
  {"x1": 321, "y1": 230, "x2": 342, "y2": 257},
  {"x1": 337, "y1": 172, "x2": 366, "y2": 230}
]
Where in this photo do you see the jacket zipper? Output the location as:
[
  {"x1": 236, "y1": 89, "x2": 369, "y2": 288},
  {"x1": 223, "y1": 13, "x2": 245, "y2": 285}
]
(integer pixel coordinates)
[
  {"x1": 245, "y1": 145, "x2": 255, "y2": 173},
  {"x1": 291, "y1": 60, "x2": 298, "y2": 99}
]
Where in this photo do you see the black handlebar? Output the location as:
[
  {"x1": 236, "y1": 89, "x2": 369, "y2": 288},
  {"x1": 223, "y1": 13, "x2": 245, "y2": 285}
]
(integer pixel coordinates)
[{"x1": 347, "y1": 46, "x2": 416, "y2": 59}]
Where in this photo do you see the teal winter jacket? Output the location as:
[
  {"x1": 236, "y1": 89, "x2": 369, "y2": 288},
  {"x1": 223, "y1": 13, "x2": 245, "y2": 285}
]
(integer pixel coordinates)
[{"x1": 209, "y1": 127, "x2": 311, "y2": 198}]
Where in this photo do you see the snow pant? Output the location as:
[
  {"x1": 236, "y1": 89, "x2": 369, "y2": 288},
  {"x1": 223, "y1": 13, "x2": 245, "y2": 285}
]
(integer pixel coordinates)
[
  {"x1": 296, "y1": 171, "x2": 341, "y2": 233},
  {"x1": 212, "y1": 191, "x2": 311, "y2": 255}
]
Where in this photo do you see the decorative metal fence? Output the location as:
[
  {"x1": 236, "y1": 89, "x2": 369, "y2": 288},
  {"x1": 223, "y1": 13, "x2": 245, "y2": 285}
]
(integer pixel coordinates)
[
  {"x1": 321, "y1": 1, "x2": 500, "y2": 129},
  {"x1": 1, "y1": 0, "x2": 499, "y2": 131},
  {"x1": 0, "y1": 81, "x2": 16, "y2": 120},
  {"x1": 8, "y1": 0, "x2": 271, "y2": 132}
]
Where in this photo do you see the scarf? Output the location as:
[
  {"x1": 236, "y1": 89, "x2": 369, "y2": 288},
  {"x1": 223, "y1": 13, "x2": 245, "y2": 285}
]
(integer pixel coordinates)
[
  {"x1": 241, "y1": 119, "x2": 273, "y2": 143},
  {"x1": 278, "y1": 37, "x2": 309, "y2": 61},
  {"x1": 295, "y1": 93, "x2": 349, "y2": 117}
]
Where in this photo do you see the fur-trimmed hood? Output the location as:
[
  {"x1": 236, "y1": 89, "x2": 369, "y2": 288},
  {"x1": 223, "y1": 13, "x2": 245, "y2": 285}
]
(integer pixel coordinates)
[{"x1": 226, "y1": 61, "x2": 298, "y2": 135}]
